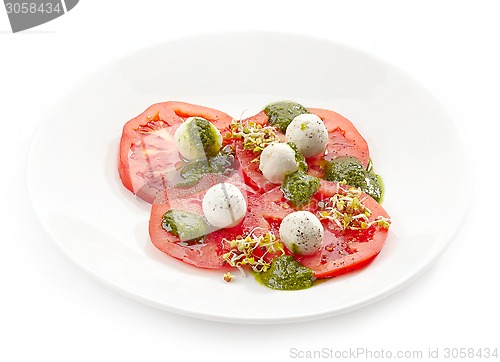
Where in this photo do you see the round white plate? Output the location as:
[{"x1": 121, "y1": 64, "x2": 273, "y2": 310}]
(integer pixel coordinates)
[{"x1": 27, "y1": 32, "x2": 470, "y2": 323}]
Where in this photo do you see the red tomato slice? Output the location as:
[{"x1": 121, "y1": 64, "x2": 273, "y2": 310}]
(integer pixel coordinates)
[
  {"x1": 234, "y1": 140, "x2": 276, "y2": 193},
  {"x1": 235, "y1": 108, "x2": 370, "y2": 193},
  {"x1": 307, "y1": 108, "x2": 370, "y2": 169},
  {"x1": 149, "y1": 174, "x2": 256, "y2": 269},
  {"x1": 238, "y1": 110, "x2": 268, "y2": 125},
  {"x1": 250, "y1": 180, "x2": 390, "y2": 279},
  {"x1": 296, "y1": 180, "x2": 390, "y2": 278},
  {"x1": 118, "y1": 101, "x2": 233, "y2": 203},
  {"x1": 240, "y1": 186, "x2": 292, "y2": 235}
]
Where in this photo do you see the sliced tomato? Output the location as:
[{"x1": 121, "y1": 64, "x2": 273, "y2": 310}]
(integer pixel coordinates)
[
  {"x1": 239, "y1": 110, "x2": 268, "y2": 125},
  {"x1": 234, "y1": 140, "x2": 276, "y2": 193},
  {"x1": 242, "y1": 187, "x2": 293, "y2": 233},
  {"x1": 307, "y1": 108, "x2": 370, "y2": 170},
  {"x1": 232, "y1": 111, "x2": 280, "y2": 193},
  {"x1": 296, "y1": 180, "x2": 390, "y2": 278},
  {"x1": 235, "y1": 108, "x2": 370, "y2": 193},
  {"x1": 241, "y1": 109, "x2": 369, "y2": 167},
  {"x1": 149, "y1": 174, "x2": 256, "y2": 269},
  {"x1": 118, "y1": 101, "x2": 233, "y2": 203},
  {"x1": 250, "y1": 180, "x2": 390, "y2": 279}
]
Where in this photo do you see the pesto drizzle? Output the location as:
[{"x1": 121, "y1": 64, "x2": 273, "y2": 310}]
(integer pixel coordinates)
[
  {"x1": 287, "y1": 142, "x2": 307, "y2": 172},
  {"x1": 254, "y1": 255, "x2": 315, "y2": 290},
  {"x1": 186, "y1": 117, "x2": 221, "y2": 158},
  {"x1": 264, "y1": 101, "x2": 309, "y2": 132},
  {"x1": 161, "y1": 210, "x2": 207, "y2": 242},
  {"x1": 177, "y1": 146, "x2": 235, "y2": 187},
  {"x1": 324, "y1": 156, "x2": 384, "y2": 202},
  {"x1": 281, "y1": 142, "x2": 320, "y2": 207},
  {"x1": 282, "y1": 171, "x2": 320, "y2": 207}
]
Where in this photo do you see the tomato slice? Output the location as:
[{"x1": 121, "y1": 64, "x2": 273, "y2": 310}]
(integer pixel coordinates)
[
  {"x1": 307, "y1": 108, "x2": 370, "y2": 170},
  {"x1": 250, "y1": 180, "x2": 390, "y2": 279},
  {"x1": 243, "y1": 187, "x2": 293, "y2": 233},
  {"x1": 149, "y1": 174, "x2": 256, "y2": 269},
  {"x1": 238, "y1": 110, "x2": 268, "y2": 125},
  {"x1": 233, "y1": 111, "x2": 283, "y2": 193},
  {"x1": 296, "y1": 180, "x2": 390, "y2": 278},
  {"x1": 234, "y1": 140, "x2": 276, "y2": 193},
  {"x1": 118, "y1": 101, "x2": 233, "y2": 203},
  {"x1": 235, "y1": 108, "x2": 370, "y2": 193}
]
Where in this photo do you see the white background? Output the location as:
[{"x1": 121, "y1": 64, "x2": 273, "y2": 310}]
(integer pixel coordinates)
[{"x1": 1, "y1": 1, "x2": 499, "y2": 361}]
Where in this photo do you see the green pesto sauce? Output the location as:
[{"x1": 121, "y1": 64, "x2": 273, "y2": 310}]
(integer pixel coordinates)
[
  {"x1": 290, "y1": 243, "x2": 302, "y2": 255},
  {"x1": 324, "y1": 156, "x2": 384, "y2": 202},
  {"x1": 178, "y1": 148, "x2": 235, "y2": 186},
  {"x1": 255, "y1": 255, "x2": 315, "y2": 290},
  {"x1": 187, "y1": 117, "x2": 221, "y2": 158},
  {"x1": 287, "y1": 142, "x2": 307, "y2": 172},
  {"x1": 161, "y1": 210, "x2": 207, "y2": 242},
  {"x1": 282, "y1": 171, "x2": 320, "y2": 207},
  {"x1": 264, "y1": 101, "x2": 309, "y2": 132}
]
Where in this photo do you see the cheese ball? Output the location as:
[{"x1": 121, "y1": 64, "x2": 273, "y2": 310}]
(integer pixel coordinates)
[
  {"x1": 174, "y1": 117, "x2": 222, "y2": 161},
  {"x1": 202, "y1": 183, "x2": 247, "y2": 228},
  {"x1": 285, "y1": 114, "x2": 328, "y2": 158},
  {"x1": 259, "y1": 142, "x2": 299, "y2": 184},
  {"x1": 279, "y1": 211, "x2": 323, "y2": 255}
]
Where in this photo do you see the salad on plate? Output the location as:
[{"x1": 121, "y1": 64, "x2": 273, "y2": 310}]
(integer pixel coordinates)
[{"x1": 118, "y1": 100, "x2": 391, "y2": 290}]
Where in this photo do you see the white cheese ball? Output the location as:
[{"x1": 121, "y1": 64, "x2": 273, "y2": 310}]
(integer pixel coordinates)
[
  {"x1": 202, "y1": 183, "x2": 247, "y2": 229},
  {"x1": 174, "y1": 117, "x2": 222, "y2": 161},
  {"x1": 285, "y1": 114, "x2": 328, "y2": 158},
  {"x1": 259, "y1": 142, "x2": 299, "y2": 184},
  {"x1": 279, "y1": 211, "x2": 323, "y2": 255}
]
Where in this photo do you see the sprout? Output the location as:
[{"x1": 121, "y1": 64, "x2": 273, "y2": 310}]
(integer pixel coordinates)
[
  {"x1": 222, "y1": 228, "x2": 285, "y2": 274},
  {"x1": 223, "y1": 272, "x2": 234, "y2": 283},
  {"x1": 225, "y1": 120, "x2": 279, "y2": 154},
  {"x1": 318, "y1": 185, "x2": 391, "y2": 231}
]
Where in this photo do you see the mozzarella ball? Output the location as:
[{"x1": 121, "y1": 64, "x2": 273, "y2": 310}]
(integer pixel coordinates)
[
  {"x1": 174, "y1": 117, "x2": 222, "y2": 161},
  {"x1": 259, "y1": 142, "x2": 299, "y2": 184},
  {"x1": 279, "y1": 211, "x2": 323, "y2": 255},
  {"x1": 202, "y1": 183, "x2": 247, "y2": 228},
  {"x1": 285, "y1": 114, "x2": 328, "y2": 158}
]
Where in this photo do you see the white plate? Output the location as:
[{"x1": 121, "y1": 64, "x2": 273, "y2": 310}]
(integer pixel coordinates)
[{"x1": 27, "y1": 32, "x2": 471, "y2": 323}]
